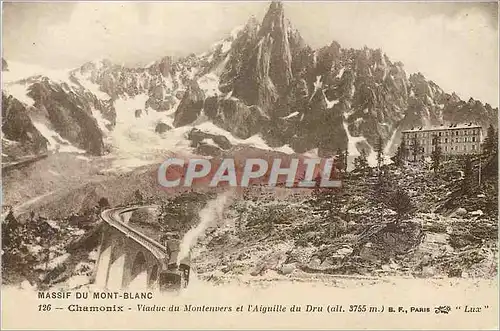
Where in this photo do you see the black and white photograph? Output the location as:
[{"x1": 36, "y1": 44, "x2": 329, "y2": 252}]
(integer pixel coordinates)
[{"x1": 1, "y1": 1, "x2": 498, "y2": 329}]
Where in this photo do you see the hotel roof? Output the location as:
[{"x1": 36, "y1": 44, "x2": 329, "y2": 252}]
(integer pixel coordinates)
[{"x1": 402, "y1": 123, "x2": 481, "y2": 133}]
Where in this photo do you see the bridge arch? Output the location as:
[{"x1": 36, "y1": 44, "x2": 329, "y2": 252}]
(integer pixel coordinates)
[
  {"x1": 110, "y1": 237, "x2": 125, "y2": 262},
  {"x1": 127, "y1": 251, "x2": 149, "y2": 290},
  {"x1": 94, "y1": 229, "x2": 113, "y2": 288},
  {"x1": 149, "y1": 264, "x2": 159, "y2": 288},
  {"x1": 107, "y1": 236, "x2": 126, "y2": 290},
  {"x1": 131, "y1": 252, "x2": 147, "y2": 279}
]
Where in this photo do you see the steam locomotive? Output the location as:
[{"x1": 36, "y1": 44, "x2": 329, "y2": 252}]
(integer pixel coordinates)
[{"x1": 158, "y1": 233, "x2": 191, "y2": 292}]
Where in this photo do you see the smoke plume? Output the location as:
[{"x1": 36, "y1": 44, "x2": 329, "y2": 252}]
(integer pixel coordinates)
[{"x1": 177, "y1": 190, "x2": 234, "y2": 263}]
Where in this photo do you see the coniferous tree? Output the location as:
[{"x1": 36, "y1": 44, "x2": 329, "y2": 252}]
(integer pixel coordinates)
[
  {"x1": 310, "y1": 186, "x2": 344, "y2": 222},
  {"x1": 375, "y1": 135, "x2": 384, "y2": 174},
  {"x1": 431, "y1": 135, "x2": 442, "y2": 173},
  {"x1": 482, "y1": 125, "x2": 497, "y2": 157},
  {"x1": 461, "y1": 155, "x2": 474, "y2": 195},
  {"x1": 481, "y1": 125, "x2": 498, "y2": 180},
  {"x1": 134, "y1": 190, "x2": 144, "y2": 203},
  {"x1": 388, "y1": 188, "x2": 415, "y2": 224},
  {"x1": 335, "y1": 148, "x2": 345, "y2": 173},
  {"x1": 392, "y1": 139, "x2": 408, "y2": 167},
  {"x1": 374, "y1": 166, "x2": 393, "y2": 223},
  {"x1": 354, "y1": 149, "x2": 369, "y2": 174},
  {"x1": 343, "y1": 150, "x2": 349, "y2": 172},
  {"x1": 411, "y1": 137, "x2": 422, "y2": 162},
  {"x1": 98, "y1": 197, "x2": 110, "y2": 210}
]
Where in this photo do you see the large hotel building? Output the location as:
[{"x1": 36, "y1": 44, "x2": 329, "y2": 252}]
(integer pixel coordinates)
[{"x1": 402, "y1": 123, "x2": 482, "y2": 160}]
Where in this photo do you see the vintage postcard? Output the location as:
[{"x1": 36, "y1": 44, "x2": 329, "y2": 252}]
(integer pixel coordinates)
[{"x1": 1, "y1": 1, "x2": 498, "y2": 330}]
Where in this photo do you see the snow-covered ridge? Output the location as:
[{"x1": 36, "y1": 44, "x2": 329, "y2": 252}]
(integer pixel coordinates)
[
  {"x1": 2, "y1": 61, "x2": 74, "y2": 84},
  {"x1": 2, "y1": 35, "x2": 233, "y2": 157}
]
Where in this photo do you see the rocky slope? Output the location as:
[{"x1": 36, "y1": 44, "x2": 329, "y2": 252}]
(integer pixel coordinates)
[
  {"x1": 2, "y1": 1, "x2": 497, "y2": 162},
  {"x1": 2, "y1": 93, "x2": 48, "y2": 162},
  {"x1": 189, "y1": 164, "x2": 498, "y2": 281}
]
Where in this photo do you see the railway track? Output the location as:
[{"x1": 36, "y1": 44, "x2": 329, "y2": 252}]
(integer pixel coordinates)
[{"x1": 100, "y1": 205, "x2": 166, "y2": 261}]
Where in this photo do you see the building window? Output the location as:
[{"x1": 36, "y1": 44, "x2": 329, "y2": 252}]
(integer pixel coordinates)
[
  {"x1": 472, "y1": 145, "x2": 476, "y2": 150},
  {"x1": 472, "y1": 137, "x2": 476, "y2": 142},
  {"x1": 445, "y1": 138, "x2": 448, "y2": 143},
  {"x1": 445, "y1": 146, "x2": 448, "y2": 151},
  {"x1": 439, "y1": 132, "x2": 442, "y2": 137},
  {"x1": 463, "y1": 145, "x2": 466, "y2": 151}
]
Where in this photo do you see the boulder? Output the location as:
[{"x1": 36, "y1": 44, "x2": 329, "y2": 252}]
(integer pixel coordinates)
[
  {"x1": 196, "y1": 144, "x2": 223, "y2": 157},
  {"x1": 420, "y1": 266, "x2": 436, "y2": 278},
  {"x1": 279, "y1": 263, "x2": 296, "y2": 275},
  {"x1": 212, "y1": 135, "x2": 232, "y2": 150},
  {"x1": 452, "y1": 208, "x2": 468, "y2": 217},
  {"x1": 307, "y1": 257, "x2": 322, "y2": 269},
  {"x1": 146, "y1": 95, "x2": 177, "y2": 112},
  {"x1": 336, "y1": 246, "x2": 354, "y2": 257},
  {"x1": 155, "y1": 122, "x2": 172, "y2": 134},
  {"x1": 187, "y1": 128, "x2": 232, "y2": 151},
  {"x1": 469, "y1": 210, "x2": 484, "y2": 217}
]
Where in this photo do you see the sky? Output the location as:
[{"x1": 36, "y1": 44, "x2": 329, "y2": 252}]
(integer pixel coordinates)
[{"x1": 2, "y1": 1, "x2": 499, "y2": 107}]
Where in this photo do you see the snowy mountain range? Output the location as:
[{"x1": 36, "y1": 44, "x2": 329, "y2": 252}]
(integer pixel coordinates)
[{"x1": 2, "y1": 1, "x2": 497, "y2": 167}]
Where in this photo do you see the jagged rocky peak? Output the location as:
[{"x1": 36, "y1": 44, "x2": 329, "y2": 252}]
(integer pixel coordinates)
[
  {"x1": 78, "y1": 58, "x2": 113, "y2": 74},
  {"x1": 1, "y1": 1, "x2": 498, "y2": 164},
  {"x1": 260, "y1": 1, "x2": 285, "y2": 32},
  {"x1": 244, "y1": 15, "x2": 260, "y2": 34},
  {"x1": 174, "y1": 0, "x2": 496, "y2": 157},
  {"x1": 259, "y1": 1, "x2": 294, "y2": 92},
  {"x1": 221, "y1": 0, "x2": 306, "y2": 118},
  {"x1": 153, "y1": 56, "x2": 173, "y2": 76}
]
